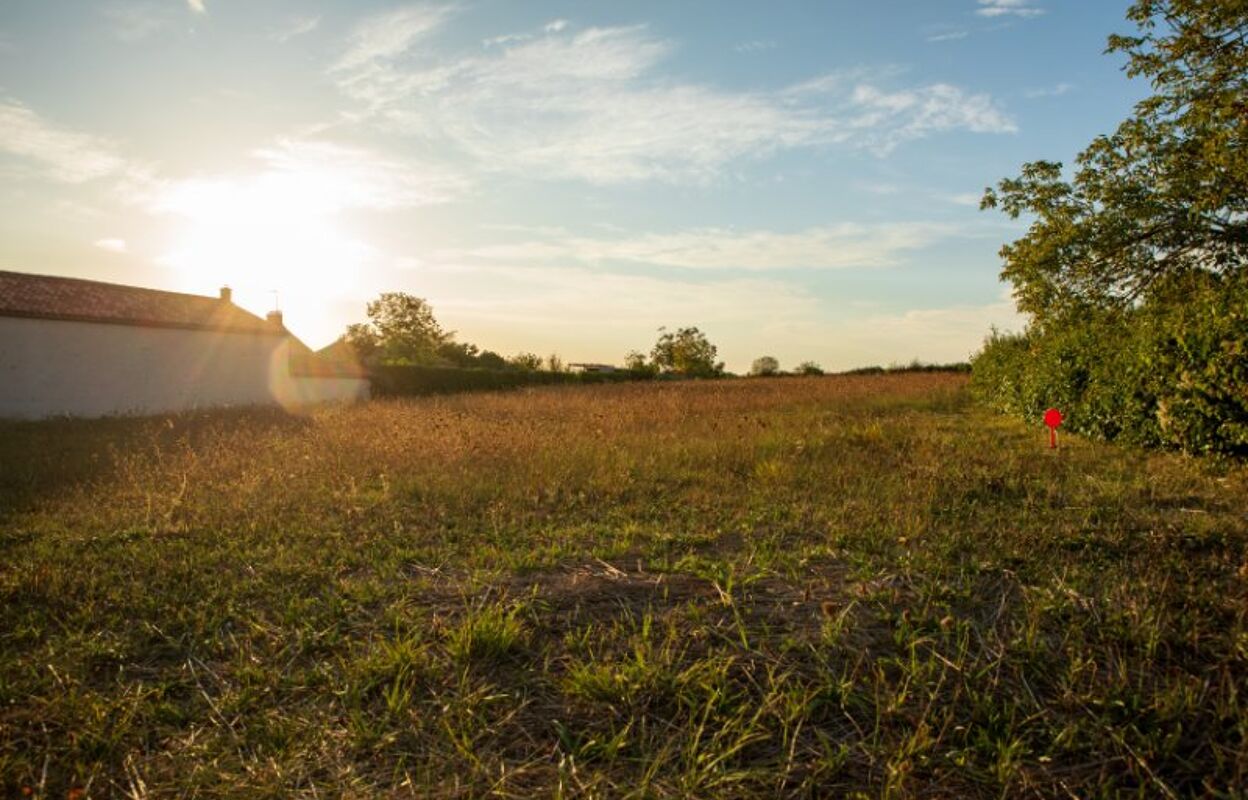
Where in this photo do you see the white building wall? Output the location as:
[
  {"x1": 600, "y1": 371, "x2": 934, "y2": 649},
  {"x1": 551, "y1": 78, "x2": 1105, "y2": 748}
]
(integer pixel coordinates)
[{"x1": 0, "y1": 316, "x2": 368, "y2": 419}]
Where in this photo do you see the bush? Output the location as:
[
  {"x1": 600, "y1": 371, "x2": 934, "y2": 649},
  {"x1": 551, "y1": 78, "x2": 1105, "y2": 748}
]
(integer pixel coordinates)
[{"x1": 971, "y1": 273, "x2": 1248, "y2": 456}]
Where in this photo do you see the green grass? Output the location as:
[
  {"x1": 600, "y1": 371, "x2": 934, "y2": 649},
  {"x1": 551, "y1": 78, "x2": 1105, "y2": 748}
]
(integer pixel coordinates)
[{"x1": 1, "y1": 374, "x2": 1245, "y2": 797}]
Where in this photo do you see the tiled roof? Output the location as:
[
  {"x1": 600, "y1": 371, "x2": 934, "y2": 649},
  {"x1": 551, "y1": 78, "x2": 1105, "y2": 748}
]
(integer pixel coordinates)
[{"x1": 0, "y1": 270, "x2": 281, "y2": 335}]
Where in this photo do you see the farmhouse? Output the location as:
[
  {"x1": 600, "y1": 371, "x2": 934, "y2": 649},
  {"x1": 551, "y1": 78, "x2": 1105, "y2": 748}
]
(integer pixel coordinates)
[
  {"x1": 568, "y1": 362, "x2": 619, "y2": 374},
  {"x1": 0, "y1": 270, "x2": 368, "y2": 419}
]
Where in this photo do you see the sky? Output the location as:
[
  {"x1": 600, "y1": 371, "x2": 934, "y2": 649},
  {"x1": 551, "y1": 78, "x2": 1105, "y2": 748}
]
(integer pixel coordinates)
[{"x1": 0, "y1": 0, "x2": 1145, "y2": 372}]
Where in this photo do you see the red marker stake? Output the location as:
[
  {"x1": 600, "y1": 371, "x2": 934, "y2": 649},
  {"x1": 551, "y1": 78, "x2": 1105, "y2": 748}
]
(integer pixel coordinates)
[{"x1": 1044, "y1": 408, "x2": 1063, "y2": 449}]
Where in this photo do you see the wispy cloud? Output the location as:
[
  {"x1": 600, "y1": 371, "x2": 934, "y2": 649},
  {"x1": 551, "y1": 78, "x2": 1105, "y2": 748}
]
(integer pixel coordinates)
[
  {"x1": 418, "y1": 261, "x2": 820, "y2": 338},
  {"x1": 449, "y1": 221, "x2": 970, "y2": 271},
  {"x1": 94, "y1": 238, "x2": 128, "y2": 253},
  {"x1": 102, "y1": 4, "x2": 173, "y2": 43},
  {"x1": 330, "y1": 19, "x2": 1016, "y2": 184},
  {"x1": 544, "y1": 19, "x2": 568, "y2": 33},
  {"x1": 735, "y1": 39, "x2": 776, "y2": 53},
  {"x1": 942, "y1": 192, "x2": 983, "y2": 207},
  {"x1": 1024, "y1": 82, "x2": 1073, "y2": 98},
  {"x1": 976, "y1": 0, "x2": 1044, "y2": 18},
  {"x1": 252, "y1": 139, "x2": 467, "y2": 209},
  {"x1": 926, "y1": 30, "x2": 968, "y2": 42},
  {"x1": 187, "y1": 0, "x2": 206, "y2": 14},
  {"x1": 0, "y1": 99, "x2": 131, "y2": 183},
  {"x1": 270, "y1": 15, "x2": 320, "y2": 44},
  {"x1": 155, "y1": 138, "x2": 467, "y2": 216},
  {"x1": 483, "y1": 32, "x2": 532, "y2": 47},
  {"x1": 843, "y1": 83, "x2": 1016, "y2": 153},
  {"x1": 331, "y1": 5, "x2": 452, "y2": 73}
]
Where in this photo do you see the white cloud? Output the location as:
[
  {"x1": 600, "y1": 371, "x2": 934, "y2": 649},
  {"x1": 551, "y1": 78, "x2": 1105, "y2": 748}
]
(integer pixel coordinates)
[
  {"x1": 926, "y1": 30, "x2": 968, "y2": 42},
  {"x1": 270, "y1": 15, "x2": 320, "y2": 44},
  {"x1": 94, "y1": 238, "x2": 128, "y2": 253},
  {"x1": 452, "y1": 221, "x2": 970, "y2": 271},
  {"x1": 1024, "y1": 82, "x2": 1074, "y2": 98},
  {"x1": 102, "y1": 4, "x2": 173, "y2": 43},
  {"x1": 155, "y1": 138, "x2": 467, "y2": 217},
  {"x1": 976, "y1": 0, "x2": 1044, "y2": 18},
  {"x1": 943, "y1": 192, "x2": 983, "y2": 207},
  {"x1": 0, "y1": 99, "x2": 131, "y2": 182},
  {"x1": 544, "y1": 19, "x2": 569, "y2": 33},
  {"x1": 330, "y1": 20, "x2": 1016, "y2": 184},
  {"x1": 484, "y1": 32, "x2": 531, "y2": 47},
  {"x1": 331, "y1": 5, "x2": 452, "y2": 73},
  {"x1": 735, "y1": 39, "x2": 776, "y2": 53},
  {"x1": 847, "y1": 83, "x2": 1016, "y2": 153},
  {"x1": 187, "y1": 0, "x2": 206, "y2": 14}
]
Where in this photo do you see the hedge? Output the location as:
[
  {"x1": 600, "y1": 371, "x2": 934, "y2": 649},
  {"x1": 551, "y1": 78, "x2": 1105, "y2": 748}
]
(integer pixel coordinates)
[
  {"x1": 970, "y1": 271, "x2": 1248, "y2": 457},
  {"x1": 368, "y1": 365, "x2": 648, "y2": 397}
]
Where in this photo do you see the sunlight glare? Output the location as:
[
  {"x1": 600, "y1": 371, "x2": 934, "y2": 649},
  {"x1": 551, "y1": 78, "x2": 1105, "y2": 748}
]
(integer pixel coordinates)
[{"x1": 155, "y1": 165, "x2": 374, "y2": 301}]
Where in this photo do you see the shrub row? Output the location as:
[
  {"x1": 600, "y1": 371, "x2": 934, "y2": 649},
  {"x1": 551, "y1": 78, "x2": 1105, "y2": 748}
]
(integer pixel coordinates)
[
  {"x1": 368, "y1": 365, "x2": 648, "y2": 397},
  {"x1": 971, "y1": 272, "x2": 1248, "y2": 456},
  {"x1": 839, "y1": 362, "x2": 972, "y2": 376}
]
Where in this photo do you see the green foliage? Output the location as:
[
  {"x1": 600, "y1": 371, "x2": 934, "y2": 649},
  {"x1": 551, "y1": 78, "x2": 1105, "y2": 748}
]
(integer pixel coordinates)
[
  {"x1": 749, "y1": 356, "x2": 780, "y2": 377},
  {"x1": 446, "y1": 602, "x2": 529, "y2": 665},
  {"x1": 650, "y1": 326, "x2": 724, "y2": 378},
  {"x1": 977, "y1": 1, "x2": 1248, "y2": 456},
  {"x1": 508, "y1": 352, "x2": 543, "y2": 371},
  {"x1": 345, "y1": 292, "x2": 451, "y2": 366},
  {"x1": 624, "y1": 349, "x2": 659, "y2": 376},
  {"x1": 981, "y1": 1, "x2": 1247, "y2": 319},
  {"x1": 840, "y1": 361, "x2": 971, "y2": 376},
  {"x1": 796, "y1": 361, "x2": 824, "y2": 375},
  {"x1": 341, "y1": 294, "x2": 515, "y2": 371},
  {"x1": 972, "y1": 272, "x2": 1248, "y2": 455}
]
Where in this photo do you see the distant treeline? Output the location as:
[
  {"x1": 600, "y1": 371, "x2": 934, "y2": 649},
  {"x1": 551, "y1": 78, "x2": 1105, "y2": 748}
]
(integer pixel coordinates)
[
  {"x1": 369, "y1": 365, "x2": 650, "y2": 397},
  {"x1": 837, "y1": 361, "x2": 972, "y2": 376}
]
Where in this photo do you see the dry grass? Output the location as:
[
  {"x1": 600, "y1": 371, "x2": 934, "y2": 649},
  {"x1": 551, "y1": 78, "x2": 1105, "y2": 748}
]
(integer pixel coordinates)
[{"x1": 1, "y1": 374, "x2": 1246, "y2": 797}]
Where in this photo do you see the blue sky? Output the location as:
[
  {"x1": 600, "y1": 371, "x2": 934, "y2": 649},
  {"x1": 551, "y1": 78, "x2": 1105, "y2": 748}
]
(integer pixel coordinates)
[{"x1": 0, "y1": 0, "x2": 1143, "y2": 370}]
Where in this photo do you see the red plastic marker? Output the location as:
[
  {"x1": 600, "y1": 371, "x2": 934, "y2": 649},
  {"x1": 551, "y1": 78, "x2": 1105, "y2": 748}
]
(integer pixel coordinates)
[{"x1": 1044, "y1": 407, "x2": 1063, "y2": 449}]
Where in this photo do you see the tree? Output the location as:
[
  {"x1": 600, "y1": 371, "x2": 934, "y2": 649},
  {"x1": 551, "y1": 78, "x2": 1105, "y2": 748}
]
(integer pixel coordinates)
[
  {"x1": 437, "y1": 341, "x2": 481, "y2": 368},
  {"x1": 750, "y1": 356, "x2": 781, "y2": 376},
  {"x1": 796, "y1": 361, "x2": 824, "y2": 375},
  {"x1": 341, "y1": 322, "x2": 380, "y2": 365},
  {"x1": 546, "y1": 353, "x2": 566, "y2": 373},
  {"x1": 509, "y1": 352, "x2": 543, "y2": 371},
  {"x1": 974, "y1": 1, "x2": 1248, "y2": 455},
  {"x1": 477, "y1": 350, "x2": 507, "y2": 370},
  {"x1": 624, "y1": 350, "x2": 657, "y2": 375},
  {"x1": 650, "y1": 326, "x2": 723, "y2": 377},
  {"x1": 341, "y1": 293, "x2": 450, "y2": 366},
  {"x1": 981, "y1": 0, "x2": 1247, "y2": 324}
]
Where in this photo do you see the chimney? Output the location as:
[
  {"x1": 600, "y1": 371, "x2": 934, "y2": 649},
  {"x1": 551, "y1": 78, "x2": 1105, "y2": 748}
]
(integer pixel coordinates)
[
  {"x1": 219, "y1": 286, "x2": 232, "y2": 303},
  {"x1": 266, "y1": 309, "x2": 284, "y2": 329}
]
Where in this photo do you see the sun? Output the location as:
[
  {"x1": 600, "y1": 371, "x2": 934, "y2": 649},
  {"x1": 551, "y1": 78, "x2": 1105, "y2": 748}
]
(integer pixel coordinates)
[{"x1": 155, "y1": 166, "x2": 373, "y2": 303}]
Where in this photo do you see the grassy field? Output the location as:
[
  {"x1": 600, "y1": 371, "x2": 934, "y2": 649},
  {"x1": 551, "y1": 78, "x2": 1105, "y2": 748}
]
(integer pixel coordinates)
[{"x1": 1, "y1": 374, "x2": 1246, "y2": 798}]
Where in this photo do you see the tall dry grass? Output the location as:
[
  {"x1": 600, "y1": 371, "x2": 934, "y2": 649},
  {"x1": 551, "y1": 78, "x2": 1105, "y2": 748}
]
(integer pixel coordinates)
[{"x1": 1, "y1": 374, "x2": 1245, "y2": 797}]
